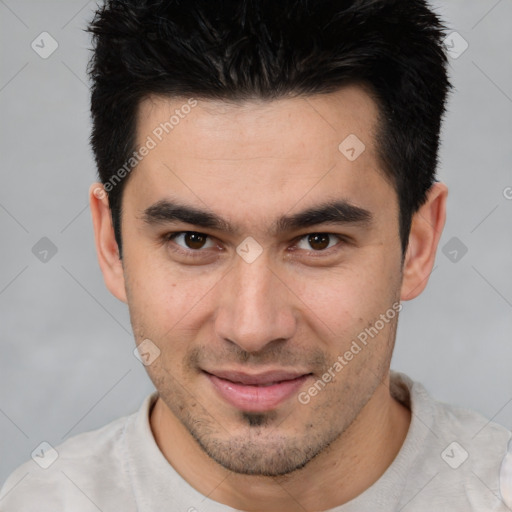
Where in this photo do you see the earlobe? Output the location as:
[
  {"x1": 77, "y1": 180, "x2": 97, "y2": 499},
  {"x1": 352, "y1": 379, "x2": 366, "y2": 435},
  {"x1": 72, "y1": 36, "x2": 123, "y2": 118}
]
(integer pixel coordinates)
[
  {"x1": 400, "y1": 182, "x2": 448, "y2": 301},
  {"x1": 89, "y1": 183, "x2": 128, "y2": 304}
]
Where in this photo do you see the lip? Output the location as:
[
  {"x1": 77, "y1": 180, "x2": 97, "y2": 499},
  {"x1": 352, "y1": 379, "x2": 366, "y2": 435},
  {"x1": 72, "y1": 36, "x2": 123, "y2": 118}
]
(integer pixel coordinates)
[{"x1": 203, "y1": 369, "x2": 313, "y2": 412}]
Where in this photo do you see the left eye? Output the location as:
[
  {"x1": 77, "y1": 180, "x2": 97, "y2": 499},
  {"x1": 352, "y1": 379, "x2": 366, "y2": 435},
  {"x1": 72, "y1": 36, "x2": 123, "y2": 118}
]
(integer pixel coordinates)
[
  {"x1": 295, "y1": 233, "x2": 342, "y2": 251},
  {"x1": 166, "y1": 231, "x2": 216, "y2": 251}
]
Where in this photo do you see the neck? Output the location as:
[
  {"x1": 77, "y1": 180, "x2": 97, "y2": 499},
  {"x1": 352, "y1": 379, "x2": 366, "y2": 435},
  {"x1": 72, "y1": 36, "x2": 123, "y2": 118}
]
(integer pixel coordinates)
[{"x1": 150, "y1": 375, "x2": 411, "y2": 511}]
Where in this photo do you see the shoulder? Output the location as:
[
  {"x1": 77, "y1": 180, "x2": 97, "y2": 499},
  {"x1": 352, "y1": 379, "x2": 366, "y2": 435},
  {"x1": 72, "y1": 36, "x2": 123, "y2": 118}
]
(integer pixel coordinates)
[
  {"x1": 392, "y1": 371, "x2": 512, "y2": 510},
  {"x1": 0, "y1": 398, "x2": 151, "y2": 512},
  {"x1": 431, "y1": 390, "x2": 512, "y2": 510}
]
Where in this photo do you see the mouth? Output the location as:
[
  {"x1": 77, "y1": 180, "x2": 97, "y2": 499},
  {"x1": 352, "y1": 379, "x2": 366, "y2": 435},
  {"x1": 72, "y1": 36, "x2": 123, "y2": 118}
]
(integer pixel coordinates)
[{"x1": 202, "y1": 369, "x2": 313, "y2": 412}]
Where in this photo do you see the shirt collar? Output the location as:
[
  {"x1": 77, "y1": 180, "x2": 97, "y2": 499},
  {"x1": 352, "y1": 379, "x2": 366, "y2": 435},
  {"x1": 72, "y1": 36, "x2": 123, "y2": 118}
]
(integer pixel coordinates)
[{"x1": 123, "y1": 371, "x2": 433, "y2": 512}]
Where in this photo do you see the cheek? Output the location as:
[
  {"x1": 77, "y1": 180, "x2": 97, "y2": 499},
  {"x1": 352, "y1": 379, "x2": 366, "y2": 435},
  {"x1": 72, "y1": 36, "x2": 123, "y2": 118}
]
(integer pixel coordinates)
[
  {"x1": 124, "y1": 248, "x2": 224, "y2": 338},
  {"x1": 287, "y1": 256, "x2": 398, "y2": 337}
]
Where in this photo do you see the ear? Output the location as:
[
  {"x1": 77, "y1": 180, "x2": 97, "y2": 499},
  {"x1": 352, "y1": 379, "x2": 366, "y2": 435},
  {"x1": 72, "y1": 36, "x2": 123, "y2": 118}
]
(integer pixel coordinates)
[
  {"x1": 89, "y1": 183, "x2": 127, "y2": 303},
  {"x1": 400, "y1": 182, "x2": 448, "y2": 301}
]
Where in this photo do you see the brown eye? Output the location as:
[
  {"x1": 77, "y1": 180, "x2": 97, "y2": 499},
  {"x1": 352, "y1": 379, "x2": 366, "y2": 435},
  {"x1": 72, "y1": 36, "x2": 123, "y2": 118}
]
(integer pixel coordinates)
[
  {"x1": 166, "y1": 231, "x2": 215, "y2": 251},
  {"x1": 183, "y1": 232, "x2": 208, "y2": 249},
  {"x1": 295, "y1": 233, "x2": 342, "y2": 252},
  {"x1": 307, "y1": 233, "x2": 331, "y2": 250}
]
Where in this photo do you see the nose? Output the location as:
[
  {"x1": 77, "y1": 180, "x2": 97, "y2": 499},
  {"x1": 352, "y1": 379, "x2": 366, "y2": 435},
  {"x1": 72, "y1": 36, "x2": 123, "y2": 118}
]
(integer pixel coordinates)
[{"x1": 214, "y1": 253, "x2": 297, "y2": 354}]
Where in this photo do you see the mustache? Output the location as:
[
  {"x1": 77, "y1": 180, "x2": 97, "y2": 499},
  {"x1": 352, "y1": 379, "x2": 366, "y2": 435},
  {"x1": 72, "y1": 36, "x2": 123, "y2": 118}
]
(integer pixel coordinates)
[{"x1": 186, "y1": 343, "x2": 329, "y2": 373}]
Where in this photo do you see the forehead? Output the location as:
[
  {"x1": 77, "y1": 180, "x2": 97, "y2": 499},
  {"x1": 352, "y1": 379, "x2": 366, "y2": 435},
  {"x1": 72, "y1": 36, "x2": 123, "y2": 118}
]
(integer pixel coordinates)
[
  {"x1": 136, "y1": 84, "x2": 380, "y2": 159},
  {"x1": 125, "y1": 85, "x2": 396, "y2": 231}
]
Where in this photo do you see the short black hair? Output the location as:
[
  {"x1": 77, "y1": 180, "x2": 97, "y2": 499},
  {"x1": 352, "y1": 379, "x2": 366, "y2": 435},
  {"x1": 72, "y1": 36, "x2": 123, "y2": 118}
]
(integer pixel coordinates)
[{"x1": 87, "y1": 0, "x2": 452, "y2": 260}]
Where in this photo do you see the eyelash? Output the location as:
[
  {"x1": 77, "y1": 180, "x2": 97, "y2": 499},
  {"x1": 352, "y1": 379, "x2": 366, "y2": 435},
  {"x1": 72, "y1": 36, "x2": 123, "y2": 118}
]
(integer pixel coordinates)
[
  {"x1": 163, "y1": 232, "x2": 218, "y2": 260},
  {"x1": 162, "y1": 231, "x2": 348, "y2": 260}
]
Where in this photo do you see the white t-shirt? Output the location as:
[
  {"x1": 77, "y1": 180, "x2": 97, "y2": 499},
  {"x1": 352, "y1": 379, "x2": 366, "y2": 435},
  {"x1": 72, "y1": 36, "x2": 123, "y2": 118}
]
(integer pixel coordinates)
[{"x1": 1, "y1": 371, "x2": 511, "y2": 511}]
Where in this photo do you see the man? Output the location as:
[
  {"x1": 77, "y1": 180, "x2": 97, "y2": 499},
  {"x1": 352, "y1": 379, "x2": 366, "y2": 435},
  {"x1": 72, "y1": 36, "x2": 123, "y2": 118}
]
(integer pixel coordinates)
[{"x1": 1, "y1": 0, "x2": 511, "y2": 510}]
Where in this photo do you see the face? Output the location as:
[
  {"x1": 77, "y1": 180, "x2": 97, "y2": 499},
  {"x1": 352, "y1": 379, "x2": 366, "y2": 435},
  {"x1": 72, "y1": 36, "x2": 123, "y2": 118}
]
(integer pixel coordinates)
[{"x1": 119, "y1": 86, "x2": 405, "y2": 476}]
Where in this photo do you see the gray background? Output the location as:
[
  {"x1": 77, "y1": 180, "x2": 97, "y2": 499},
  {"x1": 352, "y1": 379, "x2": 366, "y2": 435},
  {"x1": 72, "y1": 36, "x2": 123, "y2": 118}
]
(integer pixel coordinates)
[{"x1": 1, "y1": 0, "x2": 511, "y2": 486}]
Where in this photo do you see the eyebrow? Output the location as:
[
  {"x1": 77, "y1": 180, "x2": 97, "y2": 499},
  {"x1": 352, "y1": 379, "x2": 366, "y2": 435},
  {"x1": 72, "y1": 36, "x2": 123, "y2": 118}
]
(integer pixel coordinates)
[{"x1": 142, "y1": 198, "x2": 373, "y2": 236}]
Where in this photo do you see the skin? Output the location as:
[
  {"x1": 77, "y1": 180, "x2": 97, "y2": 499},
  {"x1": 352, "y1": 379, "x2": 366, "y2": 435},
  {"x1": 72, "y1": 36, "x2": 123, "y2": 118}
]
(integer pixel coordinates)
[{"x1": 89, "y1": 84, "x2": 447, "y2": 511}]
